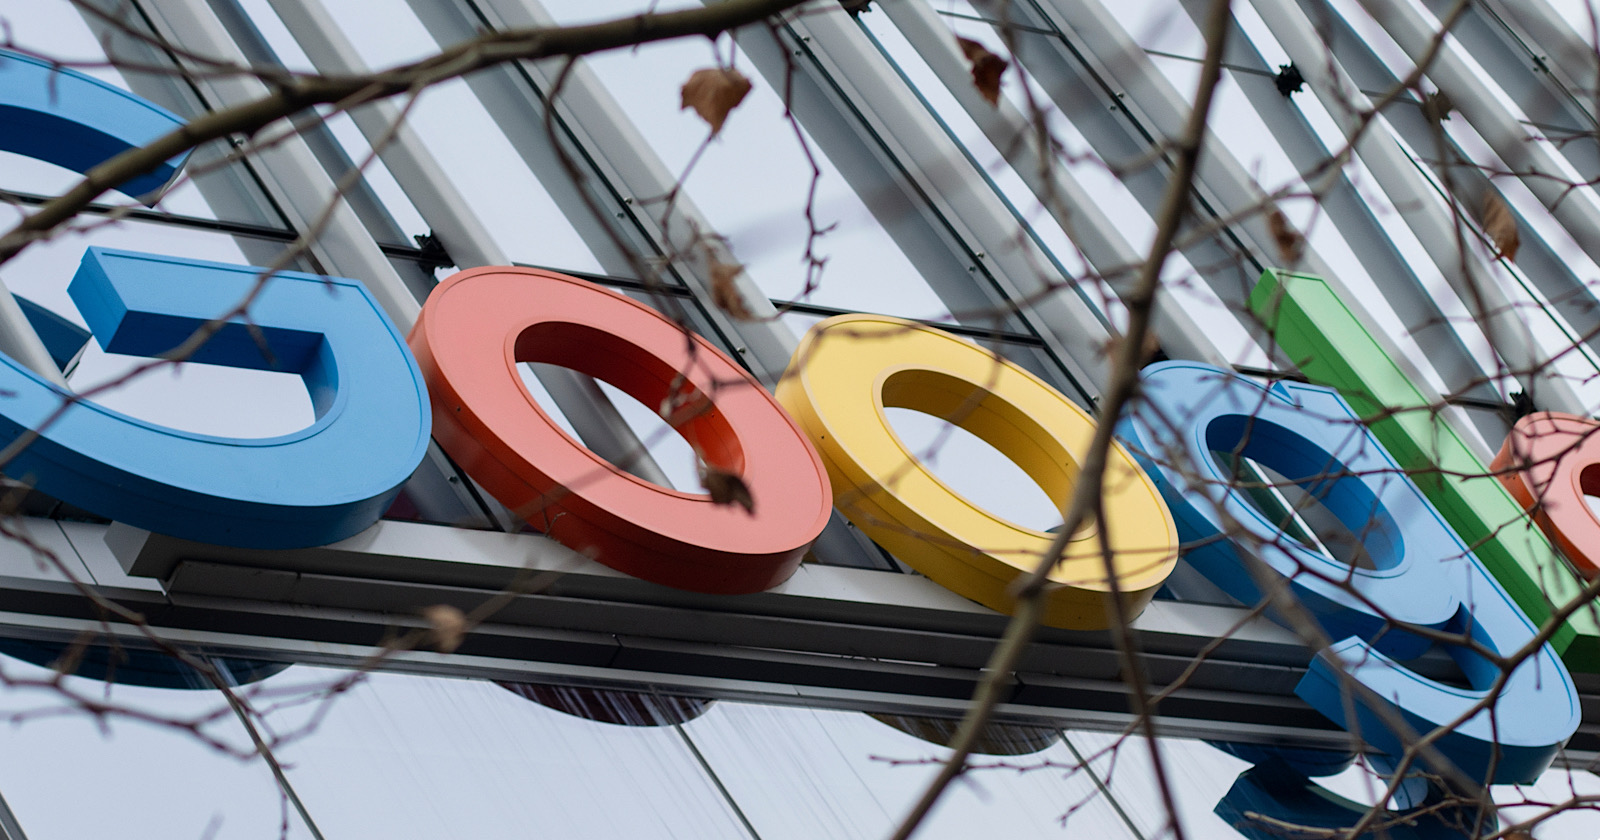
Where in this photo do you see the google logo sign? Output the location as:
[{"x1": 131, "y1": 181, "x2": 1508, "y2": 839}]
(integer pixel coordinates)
[{"x1": 0, "y1": 47, "x2": 1589, "y2": 789}]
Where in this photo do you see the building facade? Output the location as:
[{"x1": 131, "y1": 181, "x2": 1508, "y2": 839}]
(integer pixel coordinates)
[{"x1": 0, "y1": 0, "x2": 1598, "y2": 836}]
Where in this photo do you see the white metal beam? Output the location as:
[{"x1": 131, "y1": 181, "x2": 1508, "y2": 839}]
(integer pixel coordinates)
[
  {"x1": 873, "y1": 0, "x2": 1231, "y2": 367},
  {"x1": 726, "y1": 4, "x2": 1113, "y2": 397},
  {"x1": 1245, "y1": 0, "x2": 1589, "y2": 416}
]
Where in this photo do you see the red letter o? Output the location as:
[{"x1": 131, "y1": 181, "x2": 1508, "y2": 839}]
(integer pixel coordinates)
[
  {"x1": 1494, "y1": 411, "x2": 1600, "y2": 578},
  {"x1": 409, "y1": 267, "x2": 832, "y2": 594}
]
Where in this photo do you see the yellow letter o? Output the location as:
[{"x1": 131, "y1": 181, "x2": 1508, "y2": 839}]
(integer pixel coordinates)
[{"x1": 777, "y1": 314, "x2": 1177, "y2": 629}]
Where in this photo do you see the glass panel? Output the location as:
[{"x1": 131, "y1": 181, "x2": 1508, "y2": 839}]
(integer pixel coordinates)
[
  {"x1": 682, "y1": 702, "x2": 1140, "y2": 839},
  {"x1": 1070, "y1": 730, "x2": 1469, "y2": 839},
  {"x1": 1496, "y1": 766, "x2": 1600, "y2": 839},
  {"x1": 1070, "y1": 729, "x2": 1262, "y2": 839},
  {"x1": 0, "y1": 656, "x2": 757, "y2": 839},
  {"x1": 263, "y1": 667, "x2": 752, "y2": 839},
  {"x1": 0, "y1": 651, "x2": 314, "y2": 839},
  {"x1": 1071, "y1": 730, "x2": 1600, "y2": 840}
]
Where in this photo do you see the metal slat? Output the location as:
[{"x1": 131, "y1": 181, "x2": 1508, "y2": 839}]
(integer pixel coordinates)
[
  {"x1": 1160, "y1": 0, "x2": 1527, "y2": 451},
  {"x1": 400, "y1": 0, "x2": 801, "y2": 386},
  {"x1": 72, "y1": 0, "x2": 301, "y2": 269},
  {"x1": 398, "y1": 0, "x2": 907, "y2": 569},
  {"x1": 257, "y1": 0, "x2": 688, "y2": 490},
  {"x1": 127, "y1": 0, "x2": 506, "y2": 530},
  {"x1": 726, "y1": 7, "x2": 1110, "y2": 402},
  {"x1": 1421, "y1": 0, "x2": 1599, "y2": 140},
  {"x1": 869, "y1": 0, "x2": 1231, "y2": 367},
  {"x1": 1477, "y1": 0, "x2": 1600, "y2": 126},
  {"x1": 1352, "y1": 0, "x2": 1600, "y2": 391},
  {"x1": 974, "y1": 0, "x2": 1508, "y2": 454},
  {"x1": 1174, "y1": 0, "x2": 1513, "y2": 408},
  {"x1": 961, "y1": 0, "x2": 1268, "y2": 321},
  {"x1": 1243, "y1": 0, "x2": 1589, "y2": 417}
]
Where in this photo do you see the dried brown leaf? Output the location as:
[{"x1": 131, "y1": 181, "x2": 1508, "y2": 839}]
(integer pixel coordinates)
[
  {"x1": 709, "y1": 256, "x2": 756, "y2": 320},
  {"x1": 680, "y1": 67, "x2": 752, "y2": 135},
  {"x1": 1267, "y1": 206, "x2": 1304, "y2": 264},
  {"x1": 956, "y1": 37, "x2": 1008, "y2": 106},
  {"x1": 1421, "y1": 90, "x2": 1453, "y2": 124},
  {"x1": 1483, "y1": 191, "x2": 1521, "y2": 262},
  {"x1": 702, "y1": 465, "x2": 755, "y2": 514},
  {"x1": 422, "y1": 604, "x2": 467, "y2": 653}
]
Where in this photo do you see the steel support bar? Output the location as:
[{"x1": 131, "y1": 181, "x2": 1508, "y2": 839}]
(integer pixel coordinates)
[{"x1": 1475, "y1": 0, "x2": 1600, "y2": 126}]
